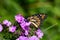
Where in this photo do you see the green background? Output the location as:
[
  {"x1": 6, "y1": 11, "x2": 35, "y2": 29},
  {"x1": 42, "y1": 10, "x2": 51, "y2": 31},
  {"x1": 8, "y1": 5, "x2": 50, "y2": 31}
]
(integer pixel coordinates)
[{"x1": 0, "y1": 0, "x2": 60, "y2": 40}]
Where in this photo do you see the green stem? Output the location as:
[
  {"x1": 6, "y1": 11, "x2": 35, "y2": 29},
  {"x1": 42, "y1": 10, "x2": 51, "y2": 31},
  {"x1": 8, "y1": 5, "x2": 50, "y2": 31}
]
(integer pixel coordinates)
[{"x1": 43, "y1": 23, "x2": 57, "y2": 32}]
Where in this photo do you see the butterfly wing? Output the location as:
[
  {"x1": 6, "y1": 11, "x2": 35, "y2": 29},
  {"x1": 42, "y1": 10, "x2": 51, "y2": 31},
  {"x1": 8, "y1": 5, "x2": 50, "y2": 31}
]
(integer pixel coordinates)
[{"x1": 27, "y1": 14, "x2": 47, "y2": 28}]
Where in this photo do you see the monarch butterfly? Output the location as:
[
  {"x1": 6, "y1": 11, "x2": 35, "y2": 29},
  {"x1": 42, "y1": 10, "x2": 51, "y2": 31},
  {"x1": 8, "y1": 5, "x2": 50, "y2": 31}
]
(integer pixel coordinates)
[{"x1": 27, "y1": 13, "x2": 47, "y2": 28}]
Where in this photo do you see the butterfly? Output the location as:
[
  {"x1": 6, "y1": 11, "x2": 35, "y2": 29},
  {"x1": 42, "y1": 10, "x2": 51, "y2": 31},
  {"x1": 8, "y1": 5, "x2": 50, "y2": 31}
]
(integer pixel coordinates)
[{"x1": 27, "y1": 13, "x2": 47, "y2": 28}]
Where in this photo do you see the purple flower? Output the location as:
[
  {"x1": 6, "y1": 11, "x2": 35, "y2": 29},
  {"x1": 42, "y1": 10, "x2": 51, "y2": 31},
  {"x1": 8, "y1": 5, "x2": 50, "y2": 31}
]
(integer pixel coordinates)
[
  {"x1": 29, "y1": 36, "x2": 39, "y2": 40},
  {"x1": 9, "y1": 26, "x2": 16, "y2": 32},
  {"x1": 15, "y1": 14, "x2": 31, "y2": 35},
  {"x1": 20, "y1": 22, "x2": 31, "y2": 31},
  {"x1": 16, "y1": 36, "x2": 29, "y2": 40},
  {"x1": 0, "y1": 24, "x2": 3, "y2": 32},
  {"x1": 36, "y1": 29, "x2": 44, "y2": 38},
  {"x1": 20, "y1": 22, "x2": 31, "y2": 35},
  {"x1": 3, "y1": 20, "x2": 11, "y2": 26},
  {"x1": 15, "y1": 14, "x2": 25, "y2": 23}
]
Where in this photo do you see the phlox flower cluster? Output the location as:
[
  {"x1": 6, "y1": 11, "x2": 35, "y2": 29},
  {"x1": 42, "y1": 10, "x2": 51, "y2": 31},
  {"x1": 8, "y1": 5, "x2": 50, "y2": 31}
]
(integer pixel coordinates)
[{"x1": 0, "y1": 14, "x2": 44, "y2": 40}]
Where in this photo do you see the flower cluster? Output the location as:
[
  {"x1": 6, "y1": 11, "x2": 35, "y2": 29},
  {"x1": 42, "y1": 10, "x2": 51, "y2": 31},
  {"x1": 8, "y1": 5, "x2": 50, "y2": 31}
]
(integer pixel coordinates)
[
  {"x1": 0, "y1": 14, "x2": 44, "y2": 40},
  {"x1": 0, "y1": 24, "x2": 3, "y2": 32}
]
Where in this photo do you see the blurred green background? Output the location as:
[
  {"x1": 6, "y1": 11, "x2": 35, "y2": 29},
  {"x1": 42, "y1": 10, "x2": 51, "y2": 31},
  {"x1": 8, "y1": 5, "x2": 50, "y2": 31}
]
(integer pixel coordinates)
[{"x1": 0, "y1": 0, "x2": 60, "y2": 40}]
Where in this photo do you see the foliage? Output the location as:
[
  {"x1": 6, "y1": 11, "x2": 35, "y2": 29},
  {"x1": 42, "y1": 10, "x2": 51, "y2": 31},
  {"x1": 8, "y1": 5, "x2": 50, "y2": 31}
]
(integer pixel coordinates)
[{"x1": 0, "y1": 0, "x2": 60, "y2": 40}]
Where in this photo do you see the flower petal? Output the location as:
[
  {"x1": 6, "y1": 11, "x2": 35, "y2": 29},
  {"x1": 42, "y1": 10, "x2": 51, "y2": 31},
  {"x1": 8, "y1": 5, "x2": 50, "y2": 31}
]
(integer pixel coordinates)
[
  {"x1": 9, "y1": 26, "x2": 16, "y2": 32},
  {"x1": 3, "y1": 20, "x2": 11, "y2": 26},
  {"x1": 0, "y1": 24, "x2": 3, "y2": 32},
  {"x1": 29, "y1": 36, "x2": 39, "y2": 40},
  {"x1": 36, "y1": 29, "x2": 44, "y2": 38},
  {"x1": 15, "y1": 14, "x2": 25, "y2": 23},
  {"x1": 16, "y1": 36, "x2": 29, "y2": 40}
]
